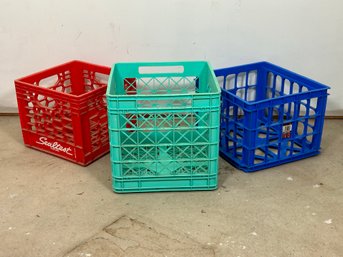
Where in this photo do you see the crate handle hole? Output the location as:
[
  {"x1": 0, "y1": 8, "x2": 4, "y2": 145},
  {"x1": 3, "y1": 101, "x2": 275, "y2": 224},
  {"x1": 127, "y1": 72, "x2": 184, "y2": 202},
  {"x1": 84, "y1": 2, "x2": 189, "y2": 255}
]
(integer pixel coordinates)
[{"x1": 139, "y1": 66, "x2": 184, "y2": 74}]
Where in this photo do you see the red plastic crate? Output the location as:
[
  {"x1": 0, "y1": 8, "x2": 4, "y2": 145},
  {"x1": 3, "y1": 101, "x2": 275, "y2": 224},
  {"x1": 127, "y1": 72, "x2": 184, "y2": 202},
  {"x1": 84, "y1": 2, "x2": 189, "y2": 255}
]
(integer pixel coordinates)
[{"x1": 14, "y1": 60, "x2": 111, "y2": 166}]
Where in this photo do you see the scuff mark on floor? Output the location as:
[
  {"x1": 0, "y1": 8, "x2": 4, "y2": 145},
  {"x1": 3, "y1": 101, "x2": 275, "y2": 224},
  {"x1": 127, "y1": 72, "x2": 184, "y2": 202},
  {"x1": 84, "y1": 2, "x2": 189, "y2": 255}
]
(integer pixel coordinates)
[{"x1": 63, "y1": 216, "x2": 215, "y2": 257}]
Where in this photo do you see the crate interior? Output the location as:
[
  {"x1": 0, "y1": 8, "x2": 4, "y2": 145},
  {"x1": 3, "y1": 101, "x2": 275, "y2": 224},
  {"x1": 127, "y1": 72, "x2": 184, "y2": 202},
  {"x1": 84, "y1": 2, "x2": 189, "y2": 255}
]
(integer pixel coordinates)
[
  {"x1": 20, "y1": 61, "x2": 109, "y2": 97},
  {"x1": 109, "y1": 62, "x2": 219, "y2": 97},
  {"x1": 217, "y1": 68, "x2": 316, "y2": 103}
]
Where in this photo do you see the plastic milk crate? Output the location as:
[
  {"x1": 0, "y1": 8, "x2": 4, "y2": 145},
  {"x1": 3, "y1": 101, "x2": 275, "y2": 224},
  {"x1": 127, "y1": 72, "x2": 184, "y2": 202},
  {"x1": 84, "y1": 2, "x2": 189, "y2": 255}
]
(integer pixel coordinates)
[
  {"x1": 107, "y1": 61, "x2": 221, "y2": 193},
  {"x1": 215, "y1": 62, "x2": 329, "y2": 172},
  {"x1": 15, "y1": 60, "x2": 111, "y2": 166}
]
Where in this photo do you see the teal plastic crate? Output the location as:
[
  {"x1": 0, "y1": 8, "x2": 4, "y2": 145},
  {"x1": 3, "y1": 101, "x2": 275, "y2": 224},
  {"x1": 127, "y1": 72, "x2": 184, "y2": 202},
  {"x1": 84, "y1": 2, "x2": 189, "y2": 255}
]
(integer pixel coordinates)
[{"x1": 106, "y1": 61, "x2": 221, "y2": 193}]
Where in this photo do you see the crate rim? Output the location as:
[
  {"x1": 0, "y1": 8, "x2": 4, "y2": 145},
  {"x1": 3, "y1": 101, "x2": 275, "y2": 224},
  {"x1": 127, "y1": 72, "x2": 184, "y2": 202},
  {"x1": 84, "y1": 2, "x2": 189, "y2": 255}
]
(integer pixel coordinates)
[
  {"x1": 14, "y1": 60, "x2": 111, "y2": 100},
  {"x1": 215, "y1": 61, "x2": 330, "y2": 106},
  {"x1": 113, "y1": 60, "x2": 209, "y2": 66},
  {"x1": 106, "y1": 60, "x2": 220, "y2": 97},
  {"x1": 215, "y1": 61, "x2": 330, "y2": 89}
]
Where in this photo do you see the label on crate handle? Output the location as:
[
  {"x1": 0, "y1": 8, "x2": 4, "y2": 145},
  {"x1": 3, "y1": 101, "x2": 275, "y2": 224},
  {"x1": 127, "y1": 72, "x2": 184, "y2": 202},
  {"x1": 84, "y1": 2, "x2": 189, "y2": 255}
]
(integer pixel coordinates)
[
  {"x1": 32, "y1": 135, "x2": 75, "y2": 158},
  {"x1": 282, "y1": 123, "x2": 292, "y2": 138}
]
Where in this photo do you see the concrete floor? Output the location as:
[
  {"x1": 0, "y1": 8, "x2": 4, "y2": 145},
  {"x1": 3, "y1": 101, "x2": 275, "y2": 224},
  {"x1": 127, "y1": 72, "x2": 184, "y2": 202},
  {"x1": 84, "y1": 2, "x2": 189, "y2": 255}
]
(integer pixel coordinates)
[{"x1": 0, "y1": 116, "x2": 342, "y2": 257}]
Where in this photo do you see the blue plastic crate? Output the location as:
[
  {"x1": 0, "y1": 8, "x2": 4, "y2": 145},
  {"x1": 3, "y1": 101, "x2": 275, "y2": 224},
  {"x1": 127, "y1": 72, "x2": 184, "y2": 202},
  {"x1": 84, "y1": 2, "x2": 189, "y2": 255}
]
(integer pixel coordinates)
[
  {"x1": 107, "y1": 61, "x2": 221, "y2": 193},
  {"x1": 215, "y1": 62, "x2": 330, "y2": 172}
]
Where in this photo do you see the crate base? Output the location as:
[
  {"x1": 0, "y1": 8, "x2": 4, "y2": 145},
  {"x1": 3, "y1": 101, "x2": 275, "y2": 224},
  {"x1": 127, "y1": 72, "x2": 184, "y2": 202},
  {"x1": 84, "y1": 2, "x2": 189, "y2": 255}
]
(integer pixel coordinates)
[
  {"x1": 112, "y1": 175, "x2": 217, "y2": 193},
  {"x1": 25, "y1": 144, "x2": 109, "y2": 166},
  {"x1": 220, "y1": 150, "x2": 320, "y2": 173}
]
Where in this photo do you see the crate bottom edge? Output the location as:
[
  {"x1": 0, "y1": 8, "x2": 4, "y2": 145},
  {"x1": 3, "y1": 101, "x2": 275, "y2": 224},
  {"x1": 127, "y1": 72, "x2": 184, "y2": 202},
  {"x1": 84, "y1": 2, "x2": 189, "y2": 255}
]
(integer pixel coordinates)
[
  {"x1": 112, "y1": 186, "x2": 218, "y2": 193},
  {"x1": 25, "y1": 145, "x2": 109, "y2": 166},
  {"x1": 219, "y1": 151, "x2": 320, "y2": 173}
]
